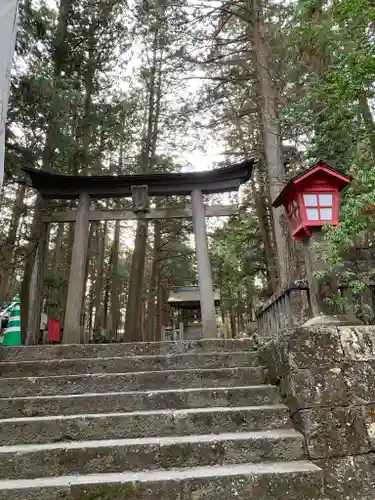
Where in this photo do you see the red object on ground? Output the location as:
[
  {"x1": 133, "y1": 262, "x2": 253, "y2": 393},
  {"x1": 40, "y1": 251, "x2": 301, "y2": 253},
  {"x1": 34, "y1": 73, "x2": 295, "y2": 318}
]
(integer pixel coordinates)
[{"x1": 47, "y1": 319, "x2": 61, "y2": 342}]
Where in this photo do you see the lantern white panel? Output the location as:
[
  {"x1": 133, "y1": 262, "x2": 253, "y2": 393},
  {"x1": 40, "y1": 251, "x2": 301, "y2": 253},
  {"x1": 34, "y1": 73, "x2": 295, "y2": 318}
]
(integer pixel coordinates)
[
  {"x1": 320, "y1": 208, "x2": 332, "y2": 220},
  {"x1": 303, "y1": 194, "x2": 318, "y2": 206},
  {"x1": 306, "y1": 208, "x2": 319, "y2": 220},
  {"x1": 319, "y1": 194, "x2": 333, "y2": 206}
]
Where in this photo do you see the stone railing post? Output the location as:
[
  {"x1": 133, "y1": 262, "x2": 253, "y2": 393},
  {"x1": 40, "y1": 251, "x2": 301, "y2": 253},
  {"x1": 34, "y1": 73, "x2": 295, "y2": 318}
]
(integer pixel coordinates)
[{"x1": 303, "y1": 229, "x2": 362, "y2": 326}]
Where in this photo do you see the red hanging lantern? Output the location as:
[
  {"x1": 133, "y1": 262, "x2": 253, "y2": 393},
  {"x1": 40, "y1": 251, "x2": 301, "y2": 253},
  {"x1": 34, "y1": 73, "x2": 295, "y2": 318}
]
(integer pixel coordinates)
[{"x1": 273, "y1": 161, "x2": 352, "y2": 240}]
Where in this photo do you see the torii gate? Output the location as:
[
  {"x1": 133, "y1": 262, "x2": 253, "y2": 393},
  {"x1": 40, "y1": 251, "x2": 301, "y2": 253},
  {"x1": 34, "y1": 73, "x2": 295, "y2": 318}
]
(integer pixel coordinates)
[{"x1": 22, "y1": 160, "x2": 254, "y2": 343}]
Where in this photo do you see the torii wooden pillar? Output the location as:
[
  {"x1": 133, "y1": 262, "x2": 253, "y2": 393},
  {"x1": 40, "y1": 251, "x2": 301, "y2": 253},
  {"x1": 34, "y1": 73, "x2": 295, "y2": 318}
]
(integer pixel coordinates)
[
  {"x1": 191, "y1": 190, "x2": 217, "y2": 338},
  {"x1": 63, "y1": 192, "x2": 90, "y2": 344}
]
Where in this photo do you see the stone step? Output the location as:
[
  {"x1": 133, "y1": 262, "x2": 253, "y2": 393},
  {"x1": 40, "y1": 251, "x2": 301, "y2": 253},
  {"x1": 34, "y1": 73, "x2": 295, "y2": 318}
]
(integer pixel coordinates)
[
  {"x1": 0, "y1": 385, "x2": 281, "y2": 418},
  {"x1": 0, "y1": 405, "x2": 291, "y2": 445},
  {"x1": 0, "y1": 367, "x2": 264, "y2": 398},
  {"x1": 0, "y1": 429, "x2": 304, "y2": 480},
  {"x1": 0, "y1": 461, "x2": 323, "y2": 500},
  {"x1": 0, "y1": 352, "x2": 258, "y2": 378},
  {"x1": 0, "y1": 338, "x2": 256, "y2": 362}
]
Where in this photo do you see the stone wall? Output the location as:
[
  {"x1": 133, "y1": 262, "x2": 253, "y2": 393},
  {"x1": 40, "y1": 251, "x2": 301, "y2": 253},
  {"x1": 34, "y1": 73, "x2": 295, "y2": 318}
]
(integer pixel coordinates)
[{"x1": 258, "y1": 325, "x2": 375, "y2": 499}]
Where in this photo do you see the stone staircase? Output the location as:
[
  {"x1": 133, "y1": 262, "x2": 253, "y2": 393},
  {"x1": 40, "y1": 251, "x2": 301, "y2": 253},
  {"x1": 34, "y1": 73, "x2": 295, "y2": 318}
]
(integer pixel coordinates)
[{"x1": 0, "y1": 339, "x2": 323, "y2": 499}]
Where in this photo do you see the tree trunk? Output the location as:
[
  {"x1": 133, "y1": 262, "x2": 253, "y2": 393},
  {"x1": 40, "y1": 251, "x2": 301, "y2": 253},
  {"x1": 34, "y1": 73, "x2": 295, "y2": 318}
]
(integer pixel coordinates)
[
  {"x1": 80, "y1": 222, "x2": 94, "y2": 343},
  {"x1": 358, "y1": 92, "x2": 375, "y2": 164},
  {"x1": 141, "y1": 298, "x2": 147, "y2": 341},
  {"x1": 237, "y1": 293, "x2": 245, "y2": 331},
  {"x1": 161, "y1": 286, "x2": 170, "y2": 328},
  {"x1": 47, "y1": 223, "x2": 64, "y2": 320},
  {"x1": 252, "y1": 177, "x2": 278, "y2": 294},
  {"x1": 80, "y1": 16, "x2": 96, "y2": 175},
  {"x1": 223, "y1": 92, "x2": 279, "y2": 293},
  {"x1": 20, "y1": 197, "x2": 42, "y2": 344},
  {"x1": 124, "y1": 219, "x2": 148, "y2": 341},
  {"x1": 155, "y1": 277, "x2": 163, "y2": 341},
  {"x1": 229, "y1": 306, "x2": 237, "y2": 338},
  {"x1": 93, "y1": 222, "x2": 107, "y2": 336},
  {"x1": 103, "y1": 274, "x2": 110, "y2": 333},
  {"x1": 110, "y1": 220, "x2": 121, "y2": 340},
  {"x1": 124, "y1": 29, "x2": 162, "y2": 341},
  {"x1": 42, "y1": 0, "x2": 72, "y2": 171},
  {"x1": 249, "y1": 0, "x2": 292, "y2": 287},
  {"x1": 60, "y1": 222, "x2": 74, "y2": 327},
  {"x1": 88, "y1": 294, "x2": 94, "y2": 339},
  {"x1": 0, "y1": 183, "x2": 25, "y2": 304},
  {"x1": 25, "y1": 223, "x2": 48, "y2": 345},
  {"x1": 220, "y1": 307, "x2": 226, "y2": 325},
  {"x1": 145, "y1": 220, "x2": 161, "y2": 341}
]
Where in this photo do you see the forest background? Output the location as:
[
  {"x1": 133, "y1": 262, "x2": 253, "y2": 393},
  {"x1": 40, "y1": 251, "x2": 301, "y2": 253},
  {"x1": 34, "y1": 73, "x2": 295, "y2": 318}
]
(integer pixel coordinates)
[{"x1": 1, "y1": 0, "x2": 375, "y2": 341}]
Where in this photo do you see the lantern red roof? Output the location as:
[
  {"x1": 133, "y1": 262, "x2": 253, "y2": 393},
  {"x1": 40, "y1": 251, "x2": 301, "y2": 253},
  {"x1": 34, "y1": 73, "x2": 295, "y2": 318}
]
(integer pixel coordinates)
[
  {"x1": 273, "y1": 161, "x2": 352, "y2": 208},
  {"x1": 272, "y1": 161, "x2": 352, "y2": 240}
]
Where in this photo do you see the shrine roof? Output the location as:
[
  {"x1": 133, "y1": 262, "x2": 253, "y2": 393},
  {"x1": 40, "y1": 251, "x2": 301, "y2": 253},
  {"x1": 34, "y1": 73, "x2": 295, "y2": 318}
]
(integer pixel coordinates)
[
  {"x1": 168, "y1": 286, "x2": 221, "y2": 309},
  {"x1": 22, "y1": 159, "x2": 254, "y2": 199},
  {"x1": 273, "y1": 161, "x2": 352, "y2": 208}
]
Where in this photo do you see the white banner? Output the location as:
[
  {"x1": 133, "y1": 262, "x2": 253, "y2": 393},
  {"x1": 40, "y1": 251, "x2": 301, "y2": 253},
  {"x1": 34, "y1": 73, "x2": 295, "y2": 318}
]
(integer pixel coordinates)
[{"x1": 0, "y1": 0, "x2": 18, "y2": 190}]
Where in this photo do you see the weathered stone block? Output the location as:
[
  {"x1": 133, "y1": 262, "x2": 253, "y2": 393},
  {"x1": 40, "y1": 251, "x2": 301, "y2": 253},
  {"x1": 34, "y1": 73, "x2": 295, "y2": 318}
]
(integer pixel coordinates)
[
  {"x1": 259, "y1": 326, "x2": 348, "y2": 388},
  {"x1": 258, "y1": 338, "x2": 290, "y2": 384},
  {"x1": 339, "y1": 326, "x2": 375, "y2": 360},
  {"x1": 259, "y1": 328, "x2": 375, "y2": 412},
  {"x1": 289, "y1": 288, "x2": 311, "y2": 326},
  {"x1": 314, "y1": 454, "x2": 375, "y2": 500},
  {"x1": 258, "y1": 340, "x2": 279, "y2": 384},
  {"x1": 255, "y1": 325, "x2": 375, "y2": 499},
  {"x1": 283, "y1": 366, "x2": 351, "y2": 413},
  {"x1": 0, "y1": 489, "x2": 69, "y2": 500},
  {"x1": 285, "y1": 326, "x2": 345, "y2": 368},
  {"x1": 292, "y1": 406, "x2": 369, "y2": 459},
  {"x1": 343, "y1": 360, "x2": 375, "y2": 403},
  {"x1": 364, "y1": 403, "x2": 375, "y2": 450},
  {"x1": 258, "y1": 325, "x2": 375, "y2": 465},
  {"x1": 344, "y1": 326, "x2": 375, "y2": 358}
]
